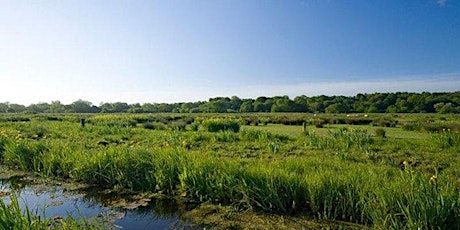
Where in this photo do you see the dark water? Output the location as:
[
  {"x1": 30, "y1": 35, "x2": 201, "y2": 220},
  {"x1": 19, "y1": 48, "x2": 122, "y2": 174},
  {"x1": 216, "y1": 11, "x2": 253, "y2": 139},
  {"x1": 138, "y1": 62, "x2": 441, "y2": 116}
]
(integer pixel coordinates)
[{"x1": 0, "y1": 177, "x2": 194, "y2": 230}]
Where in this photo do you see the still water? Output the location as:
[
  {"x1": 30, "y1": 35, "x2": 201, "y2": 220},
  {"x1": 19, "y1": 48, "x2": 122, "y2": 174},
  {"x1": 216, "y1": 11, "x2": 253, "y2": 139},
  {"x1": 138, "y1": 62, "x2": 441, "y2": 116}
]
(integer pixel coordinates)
[{"x1": 0, "y1": 176, "x2": 194, "y2": 229}]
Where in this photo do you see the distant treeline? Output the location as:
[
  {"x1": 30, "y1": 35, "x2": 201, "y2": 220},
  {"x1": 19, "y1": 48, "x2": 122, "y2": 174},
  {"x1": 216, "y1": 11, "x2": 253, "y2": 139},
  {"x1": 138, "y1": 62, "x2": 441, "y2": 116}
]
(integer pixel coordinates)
[{"x1": 1, "y1": 92, "x2": 459, "y2": 114}]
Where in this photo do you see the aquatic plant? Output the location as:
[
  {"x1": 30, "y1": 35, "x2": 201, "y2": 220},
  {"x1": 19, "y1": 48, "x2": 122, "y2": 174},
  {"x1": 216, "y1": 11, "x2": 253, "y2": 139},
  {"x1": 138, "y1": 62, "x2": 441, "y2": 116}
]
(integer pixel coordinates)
[{"x1": 0, "y1": 196, "x2": 106, "y2": 230}]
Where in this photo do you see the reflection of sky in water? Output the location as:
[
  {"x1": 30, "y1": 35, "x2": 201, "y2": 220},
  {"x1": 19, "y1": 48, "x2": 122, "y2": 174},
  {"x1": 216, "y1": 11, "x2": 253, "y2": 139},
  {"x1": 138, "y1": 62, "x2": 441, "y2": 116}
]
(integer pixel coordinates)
[{"x1": 0, "y1": 181, "x2": 192, "y2": 230}]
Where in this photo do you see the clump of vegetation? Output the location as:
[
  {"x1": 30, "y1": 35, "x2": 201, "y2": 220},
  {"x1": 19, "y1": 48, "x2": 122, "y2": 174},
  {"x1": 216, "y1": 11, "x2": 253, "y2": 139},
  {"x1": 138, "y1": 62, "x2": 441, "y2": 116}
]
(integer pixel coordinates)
[
  {"x1": 189, "y1": 122, "x2": 199, "y2": 131},
  {"x1": 431, "y1": 130, "x2": 460, "y2": 149},
  {"x1": 302, "y1": 128, "x2": 373, "y2": 151},
  {"x1": 312, "y1": 119, "x2": 325, "y2": 128},
  {"x1": 143, "y1": 122, "x2": 167, "y2": 130},
  {"x1": 375, "y1": 128, "x2": 386, "y2": 138},
  {"x1": 200, "y1": 118, "x2": 241, "y2": 132},
  {"x1": 0, "y1": 196, "x2": 106, "y2": 229},
  {"x1": 168, "y1": 120, "x2": 187, "y2": 131},
  {"x1": 402, "y1": 121, "x2": 460, "y2": 133},
  {"x1": 373, "y1": 117, "x2": 397, "y2": 127}
]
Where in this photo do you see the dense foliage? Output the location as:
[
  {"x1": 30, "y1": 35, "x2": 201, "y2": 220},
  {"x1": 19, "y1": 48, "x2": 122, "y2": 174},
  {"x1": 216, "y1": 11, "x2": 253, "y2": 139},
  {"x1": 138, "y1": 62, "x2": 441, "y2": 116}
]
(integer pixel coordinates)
[{"x1": 1, "y1": 92, "x2": 459, "y2": 114}]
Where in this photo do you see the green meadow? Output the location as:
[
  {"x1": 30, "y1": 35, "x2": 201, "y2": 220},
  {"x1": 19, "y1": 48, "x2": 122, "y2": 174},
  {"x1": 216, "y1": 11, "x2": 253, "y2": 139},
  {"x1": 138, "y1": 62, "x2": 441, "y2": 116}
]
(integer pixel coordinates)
[{"x1": 0, "y1": 113, "x2": 459, "y2": 229}]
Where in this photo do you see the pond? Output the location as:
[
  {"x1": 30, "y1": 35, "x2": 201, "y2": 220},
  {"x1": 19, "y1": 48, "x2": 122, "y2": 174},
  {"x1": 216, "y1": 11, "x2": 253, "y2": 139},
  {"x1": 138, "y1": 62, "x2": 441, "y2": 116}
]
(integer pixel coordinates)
[{"x1": 0, "y1": 175, "x2": 195, "y2": 229}]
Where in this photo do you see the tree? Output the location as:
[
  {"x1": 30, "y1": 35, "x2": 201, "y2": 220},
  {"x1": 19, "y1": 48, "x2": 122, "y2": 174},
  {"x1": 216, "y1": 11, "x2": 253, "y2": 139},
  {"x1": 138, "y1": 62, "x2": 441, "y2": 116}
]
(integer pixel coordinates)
[
  {"x1": 50, "y1": 101, "x2": 65, "y2": 113},
  {"x1": 434, "y1": 102, "x2": 455, "y2": 114},
  {"x1": 8, "y1": 104, "x2": 26, "y2": 113},
  {"x1": 112, "y1": 102, "x2": 130, "y2": 113},
  {"x1": 271, "y1": 96, "x2": 295, "y2": 112},
  {"x1": 0, "y1": 102, "x2": 9, "y2": 113},
  {"x1": 0, "y1": 91, "x2": 458, "y2": 114},
  {"x1": 27, "y1": 103, "x2": 50, "y2": 113},
  {"x1": 203, "y1": 97, "x2": 231, "y2": 113},
  {"x1": 239, "y1": 100, "x2": 254, "y2": 112},
  {"x1": 230, "y1": 96, "x2": 242, "y2": 112},
  {"x1": 71, "y1": 100, "x2": 98, "y2": 113},
  {"x1": 128, "y1": 103, "x2": 143, "y2": 113},
  {"x1": 293, "y1": 96, "x2": 309, "y2": 112},
  {"x1": 253, "y1": 97, "x2": 269, "y2": 112}
]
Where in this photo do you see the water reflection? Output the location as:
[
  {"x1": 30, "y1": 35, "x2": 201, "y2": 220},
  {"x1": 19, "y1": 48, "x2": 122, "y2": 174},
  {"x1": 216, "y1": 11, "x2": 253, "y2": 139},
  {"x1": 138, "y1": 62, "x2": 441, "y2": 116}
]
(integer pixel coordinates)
[{"x1": 0, "y1": 176, "x2": 195, "y2": 230}]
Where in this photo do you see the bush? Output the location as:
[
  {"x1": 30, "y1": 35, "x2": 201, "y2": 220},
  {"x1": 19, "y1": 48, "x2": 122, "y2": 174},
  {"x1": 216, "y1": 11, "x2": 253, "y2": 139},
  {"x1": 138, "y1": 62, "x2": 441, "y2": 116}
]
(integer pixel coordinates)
[
  {"x1": 201, "y1": 118, "x2": 241, "y2": 132},
  {"x1": 189, "y1": 122, "x2": 199, "y2": 131},
  {"x1": 143, "y1": 122, "x2": 167, "y2": 130},
  {"x1": 375, "y1": 128, "x2": 386, "y2": 138},
  {"x1": 402, "y1": 122, "x2": 460, "y2": 133},
  {"x1": 373, "y1": 117, "x2": 396, "y2": 127},
  {"x1": 169, "y1": 121, "x2": 187, "y2": 131},
  {"x1": 314, "y1": 119, "x2": 325, "y2": 128},
  {"x1": 402, "y1": 122, "x2": 420, "y2": 131}
]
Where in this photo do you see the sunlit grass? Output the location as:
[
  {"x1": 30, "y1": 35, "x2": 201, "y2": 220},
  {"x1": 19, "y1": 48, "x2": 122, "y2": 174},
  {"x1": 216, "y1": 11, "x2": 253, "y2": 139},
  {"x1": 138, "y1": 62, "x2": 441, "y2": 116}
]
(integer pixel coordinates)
[
  {"x1": 244, "y1": 123, "x2": 433, "y2": 139},
  {"x1": 0, "y1": 113, "x2": 459, "y2": 229}
]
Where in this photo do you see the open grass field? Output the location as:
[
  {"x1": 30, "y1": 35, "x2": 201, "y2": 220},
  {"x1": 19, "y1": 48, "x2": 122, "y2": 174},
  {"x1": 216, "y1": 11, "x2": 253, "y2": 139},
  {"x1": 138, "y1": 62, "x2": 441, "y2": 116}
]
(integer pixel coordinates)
[{"x1": 0, "y1": 113, "x2": 459, "y2": 229}]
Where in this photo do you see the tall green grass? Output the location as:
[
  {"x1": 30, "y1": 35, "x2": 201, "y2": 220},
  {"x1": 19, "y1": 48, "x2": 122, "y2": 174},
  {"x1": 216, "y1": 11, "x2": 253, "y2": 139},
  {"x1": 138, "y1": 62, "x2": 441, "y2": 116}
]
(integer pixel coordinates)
[
  {"x1": 199, "y1": 118, "x2": 241, "y2": 132},
  {"x1": 301, "y1": 127, "x2": 373, "y2": 152},
  {"x1": 0, "y1": 115, "x2": 459, "y2": 228},
  {"x1": 431, "y1": 131, "x2": 460, "y2": 150},
  {"x1": 0, "y1": 196, "x2": 105, "y2": 230}
]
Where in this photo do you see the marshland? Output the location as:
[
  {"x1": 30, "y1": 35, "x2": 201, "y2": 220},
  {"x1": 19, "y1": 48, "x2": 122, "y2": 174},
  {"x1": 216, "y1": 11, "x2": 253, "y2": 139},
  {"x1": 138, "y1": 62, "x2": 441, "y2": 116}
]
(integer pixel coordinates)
[
  {"x1": 3, "y1": 0, "x2": 460, "y2": 228},
  {"x1": 0, "y1": 112, "x2": 459, "y2": 229}
]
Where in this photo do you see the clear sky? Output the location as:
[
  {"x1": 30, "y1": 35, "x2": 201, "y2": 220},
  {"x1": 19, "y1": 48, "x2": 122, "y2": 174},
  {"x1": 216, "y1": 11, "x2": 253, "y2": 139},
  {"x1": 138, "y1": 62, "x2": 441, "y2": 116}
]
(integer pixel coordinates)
[{"x1": 1, "y1": 0, "x2": 459, "y2": 105}]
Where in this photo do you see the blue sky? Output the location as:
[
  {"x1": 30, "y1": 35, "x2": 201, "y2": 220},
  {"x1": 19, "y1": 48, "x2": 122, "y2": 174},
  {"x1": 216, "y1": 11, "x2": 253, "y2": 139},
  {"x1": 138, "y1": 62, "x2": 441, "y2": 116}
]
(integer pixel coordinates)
[{"x1": 0, "y1": 0, "x2": 459, "y2": 105}]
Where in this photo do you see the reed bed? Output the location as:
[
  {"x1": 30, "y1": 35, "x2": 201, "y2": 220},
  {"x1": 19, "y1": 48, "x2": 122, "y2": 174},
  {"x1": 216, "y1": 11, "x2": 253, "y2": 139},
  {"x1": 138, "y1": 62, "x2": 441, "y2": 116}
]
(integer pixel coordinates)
[{"x1": 0, "y1": 115, "x2": 459, "y2": 228}]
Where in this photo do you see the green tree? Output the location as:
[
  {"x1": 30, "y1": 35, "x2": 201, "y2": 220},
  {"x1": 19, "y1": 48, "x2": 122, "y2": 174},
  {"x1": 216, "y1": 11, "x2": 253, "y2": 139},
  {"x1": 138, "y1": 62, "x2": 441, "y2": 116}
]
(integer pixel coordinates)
[
  {"x1": 141, "y1": 103, "x2": 156, "y2": 113},
  {"x1": 8, "y1": 104, "x2": 26, "y2": 113},
  {"x1": 239, "y1": 100, "x2": 254, "y2": 112},
  {"x1": 203, "y1": 97, "x2": 231, "y2": 113},
  {"x1": 435, "y1": 102, "x2": 455, "y2": 114},
  {"x1": 50, "y1": 101, "x2": 65, "y2": 113},
  {"x1": 0, "y1": 102, "x2": 9, "y2": 113},
  {"x1": 27, "y1": 103, "x2": 50, "y2": 113},
  {"x1": 253, "y1": 97, "x2": 268, "y2": 112},
  {"x1": 293, "y1": 95, "x2": 309, "y2": 112},
  {"x1": 230, "y1": 96, "x2": 242, "y2": 112},
  {"x1": 128, "y1": 103, "x2": 143, "y2": 113},
  {"x1": 71, "y1": 100, "x2": 98, "y2": 113}
]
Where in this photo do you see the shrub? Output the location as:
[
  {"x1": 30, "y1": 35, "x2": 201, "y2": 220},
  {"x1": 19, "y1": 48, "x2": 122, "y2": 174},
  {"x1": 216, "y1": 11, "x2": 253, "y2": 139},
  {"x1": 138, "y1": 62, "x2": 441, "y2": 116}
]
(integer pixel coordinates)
[
  {"x1": 260, "y1": 118, "x2": 269, "y2": 125},
  {"x1": 201, "y1": 118, "x2": 241, "y2": 133},
  {"x1": 243, "y1": 116, "x2": 260, "y2": 126},
  {"x1": 143, "y1": 122, "x2": 167, "y2": 130},
  {"x1": 189, "y1": 122, "x2": 199, "y2": 131},
  {"x1": 402, "y1": 122, "x2": 420, "y2": 131},
  {"x1": 402, "y1": 122, "x2": 460, "y2": 133},
  {"x1": 375, "y1": 128, "x2": 386, "y2": 138},
  {"x1": 373, "y1": 117, "x2": 396, "y2": 127},
  {"x1": 314, "y1": 119, "x2": 325, "y2": 128},
  {"x1": 169, "y1": 121, "x2": 187, "y2": 131}
]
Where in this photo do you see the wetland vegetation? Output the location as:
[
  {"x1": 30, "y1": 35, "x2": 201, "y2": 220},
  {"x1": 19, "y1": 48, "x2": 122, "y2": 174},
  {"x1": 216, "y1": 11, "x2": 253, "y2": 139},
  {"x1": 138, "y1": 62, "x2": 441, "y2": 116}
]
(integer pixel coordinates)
[{"x1": 0, "y1": 112, "x2": 459, "y2": 229}]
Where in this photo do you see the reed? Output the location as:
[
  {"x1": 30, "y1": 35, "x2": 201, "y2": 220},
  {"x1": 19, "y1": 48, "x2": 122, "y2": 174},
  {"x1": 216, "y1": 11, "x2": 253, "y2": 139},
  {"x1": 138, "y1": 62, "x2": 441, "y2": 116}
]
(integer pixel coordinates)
[
  {"x1": 0, "y1": 114, "x2": 459, "y2": 228},
  {"x1": 0, "y1": 196, "x2": 105, "y2": 229}
]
